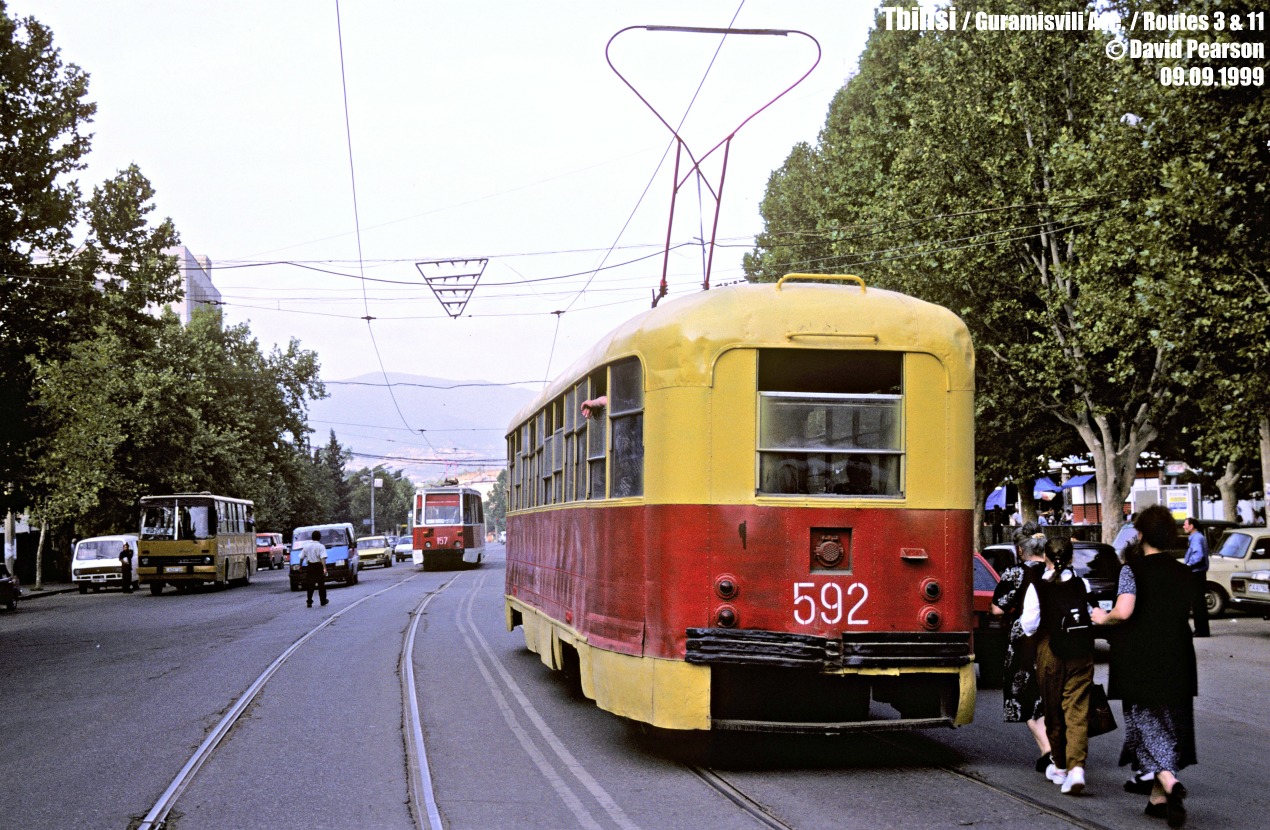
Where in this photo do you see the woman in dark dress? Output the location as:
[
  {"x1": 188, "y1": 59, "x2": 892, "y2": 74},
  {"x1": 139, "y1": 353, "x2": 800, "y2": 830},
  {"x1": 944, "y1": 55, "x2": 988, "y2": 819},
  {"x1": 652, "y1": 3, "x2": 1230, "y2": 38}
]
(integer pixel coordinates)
[
  {"x1": 1092, "y1": 504, "x2": 1197, "y2": 828},
  {"x1": 990, "y1": 524, "x2": 1051, "y2": 771}
]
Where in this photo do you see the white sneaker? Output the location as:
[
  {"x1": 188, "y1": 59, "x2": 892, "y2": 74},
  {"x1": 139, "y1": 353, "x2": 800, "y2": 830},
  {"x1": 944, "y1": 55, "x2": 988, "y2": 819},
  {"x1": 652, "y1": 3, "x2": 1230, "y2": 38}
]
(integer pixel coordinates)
[
  {"x1": 1061, "y1": 767, "x2": 1086, "y2": 795},
  {"x1": 1046, "y1": 764, "x2": 1068, "y2": 784}
]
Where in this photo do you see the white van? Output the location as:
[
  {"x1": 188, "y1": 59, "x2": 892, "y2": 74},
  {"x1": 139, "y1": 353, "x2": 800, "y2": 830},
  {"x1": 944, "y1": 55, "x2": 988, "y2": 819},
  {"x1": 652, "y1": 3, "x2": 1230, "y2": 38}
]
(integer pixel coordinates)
[{"x1": 72, "y1": 535, "x2": 139, "y2": 593}]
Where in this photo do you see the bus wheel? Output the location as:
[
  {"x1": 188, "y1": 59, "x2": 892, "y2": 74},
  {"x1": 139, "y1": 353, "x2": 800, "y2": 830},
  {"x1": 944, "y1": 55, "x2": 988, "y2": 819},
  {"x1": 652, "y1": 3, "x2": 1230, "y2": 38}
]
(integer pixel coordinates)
[{"x1": 150, "y1": 582, "x2": 163, "y2": 596}]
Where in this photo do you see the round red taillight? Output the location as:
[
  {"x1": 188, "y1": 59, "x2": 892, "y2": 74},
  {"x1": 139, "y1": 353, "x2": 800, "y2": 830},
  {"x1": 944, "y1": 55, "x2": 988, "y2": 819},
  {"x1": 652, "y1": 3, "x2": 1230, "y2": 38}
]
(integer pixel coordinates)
[
  {"x1": 715, "y1": 574, "x2": 738, "y2": 600},
  {"x1": 920, "y1": 606, "x2": 941, "y2": 630},
  {"x1": 716, "y1": 605, "x2": 737, "y2": 628},
  {"x1": 921, "y1": 578, "x2": 942, "y2": 602}
]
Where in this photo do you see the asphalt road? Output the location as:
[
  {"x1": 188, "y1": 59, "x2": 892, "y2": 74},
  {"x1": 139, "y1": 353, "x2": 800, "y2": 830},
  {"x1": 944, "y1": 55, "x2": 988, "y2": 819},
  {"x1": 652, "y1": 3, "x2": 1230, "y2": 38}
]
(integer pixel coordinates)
[{"x1": 1, "y1": 545, "x2": 1267, "y2": 830}]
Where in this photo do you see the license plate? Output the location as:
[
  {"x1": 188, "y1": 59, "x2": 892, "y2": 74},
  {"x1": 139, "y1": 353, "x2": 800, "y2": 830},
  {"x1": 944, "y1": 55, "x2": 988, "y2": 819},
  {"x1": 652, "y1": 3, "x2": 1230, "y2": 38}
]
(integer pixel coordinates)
[
  {"x1": 163, "y1": 566, "x2": 185, "y2": 574},
  {"x1": 1250, "y1": 582, "x2": 1269, "y2": 594}
]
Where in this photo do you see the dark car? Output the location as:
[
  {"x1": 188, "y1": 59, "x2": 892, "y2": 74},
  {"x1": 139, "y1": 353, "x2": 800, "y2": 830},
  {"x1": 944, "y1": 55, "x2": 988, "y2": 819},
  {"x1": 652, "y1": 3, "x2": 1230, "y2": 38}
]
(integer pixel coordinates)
[
  {"x1": 0, "y1": 561, "x2": 18, "y2": 612},
  {"x1": 979, "y1": 540, "x2": 1122, "y2": 623}
]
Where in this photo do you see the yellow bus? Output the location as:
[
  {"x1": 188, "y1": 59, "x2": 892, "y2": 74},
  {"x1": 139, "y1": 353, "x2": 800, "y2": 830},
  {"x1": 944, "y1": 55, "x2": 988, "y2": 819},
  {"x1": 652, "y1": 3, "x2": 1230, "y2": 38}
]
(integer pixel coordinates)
[{"x1": 137, "y1": 493, "x2": 256, "y2": 595}]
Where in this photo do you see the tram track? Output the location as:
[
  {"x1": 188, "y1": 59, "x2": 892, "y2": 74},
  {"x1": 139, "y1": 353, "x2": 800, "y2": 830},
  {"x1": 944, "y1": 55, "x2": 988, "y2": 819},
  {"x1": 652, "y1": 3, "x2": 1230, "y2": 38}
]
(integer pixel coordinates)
[{"x1": 135, "y1": 570, "x2": 455, "y2": 830}]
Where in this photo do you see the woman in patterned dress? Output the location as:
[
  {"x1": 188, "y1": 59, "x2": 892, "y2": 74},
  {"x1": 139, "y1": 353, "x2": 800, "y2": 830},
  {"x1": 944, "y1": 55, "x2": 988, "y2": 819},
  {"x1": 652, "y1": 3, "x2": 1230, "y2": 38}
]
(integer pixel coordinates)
[
  {"x1": 990, "y1": 524, "x2": 1051, "y2": 772},
  {"x1": 1092, "y1": 504, "x2": 1197, "y2": 827}
]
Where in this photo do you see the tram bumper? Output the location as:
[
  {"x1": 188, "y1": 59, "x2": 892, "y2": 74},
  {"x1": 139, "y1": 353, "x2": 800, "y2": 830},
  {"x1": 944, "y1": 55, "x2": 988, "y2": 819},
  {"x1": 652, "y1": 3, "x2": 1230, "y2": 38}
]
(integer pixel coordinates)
[{"x1": 686, "y1": 628, "x2": 975, "y2": 732}]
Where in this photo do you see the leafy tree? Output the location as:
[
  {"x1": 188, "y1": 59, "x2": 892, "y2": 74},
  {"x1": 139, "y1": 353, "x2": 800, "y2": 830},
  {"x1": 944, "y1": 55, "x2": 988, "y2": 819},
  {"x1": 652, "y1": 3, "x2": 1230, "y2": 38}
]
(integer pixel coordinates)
[
  {"x1": 0, "y1": 2, "x2": 95, "y2": 511},
  {"x1": 746, "y1": 0, "x2": 1267, "y2": 539},
  {"x1": 347, "y1": 466, "x2": 414, "y2": 536},
  {"x1": 486, "y1": 468, "x2": 507, "y2": 534}
]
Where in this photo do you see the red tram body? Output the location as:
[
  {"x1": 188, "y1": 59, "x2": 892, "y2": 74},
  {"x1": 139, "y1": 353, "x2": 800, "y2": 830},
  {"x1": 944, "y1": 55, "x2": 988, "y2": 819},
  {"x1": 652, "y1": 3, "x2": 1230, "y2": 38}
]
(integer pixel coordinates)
[
  {"x1": 505, "y1": 276, "x2": 976, "y2": 732},
  {"x1": 410, "y1": 486, "x2": 486, "y2": 570}
]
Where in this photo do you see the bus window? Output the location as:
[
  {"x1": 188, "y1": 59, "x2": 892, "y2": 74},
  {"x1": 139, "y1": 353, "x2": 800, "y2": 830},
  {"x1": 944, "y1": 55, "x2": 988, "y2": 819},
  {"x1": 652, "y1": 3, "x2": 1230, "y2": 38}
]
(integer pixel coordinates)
[
  {"x1": 757, "y1": 351, "x2": 903, "y2": 497},
  {"x1": 142, "y1": 506, "x2": 176, "y2": 540}
]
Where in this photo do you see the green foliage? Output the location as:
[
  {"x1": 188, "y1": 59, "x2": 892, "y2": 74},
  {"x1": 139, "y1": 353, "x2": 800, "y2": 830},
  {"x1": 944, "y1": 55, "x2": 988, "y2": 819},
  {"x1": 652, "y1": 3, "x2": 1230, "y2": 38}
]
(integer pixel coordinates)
[
  {"x1": 347, "y1": 466, "x2": 414, "y2": 537},
  {"x1": 486, "y1": 468, "x2": 507, "y2": 533},
  {"x1": 746, "y1": 0, "x2": 1269, "y2": 531}
]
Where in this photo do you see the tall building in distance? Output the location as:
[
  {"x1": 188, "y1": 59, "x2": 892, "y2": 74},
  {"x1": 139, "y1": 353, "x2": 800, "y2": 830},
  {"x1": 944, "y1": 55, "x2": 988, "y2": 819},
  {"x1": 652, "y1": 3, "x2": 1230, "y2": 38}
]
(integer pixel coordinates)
[{"x1": 167, "y1": 245, "x2": 220, "y2": 324}]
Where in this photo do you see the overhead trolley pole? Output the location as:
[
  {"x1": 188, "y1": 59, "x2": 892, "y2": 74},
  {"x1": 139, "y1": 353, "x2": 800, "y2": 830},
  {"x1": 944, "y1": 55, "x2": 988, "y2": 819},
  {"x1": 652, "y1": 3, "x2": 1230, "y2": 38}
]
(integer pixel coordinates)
[{"x1": 605, "y1": 26, "x2": 820, "y2": 305}]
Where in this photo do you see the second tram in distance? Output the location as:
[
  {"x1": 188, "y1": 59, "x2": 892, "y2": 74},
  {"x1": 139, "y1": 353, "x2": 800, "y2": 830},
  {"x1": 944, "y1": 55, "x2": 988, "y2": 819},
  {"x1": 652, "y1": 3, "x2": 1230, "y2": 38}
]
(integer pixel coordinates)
[
  {"x1": 410, "y1": 484, "x2": 487, "y2": 570},
  {"x1": 504, "y1": 275, "x2": 976, "y2": 732}
]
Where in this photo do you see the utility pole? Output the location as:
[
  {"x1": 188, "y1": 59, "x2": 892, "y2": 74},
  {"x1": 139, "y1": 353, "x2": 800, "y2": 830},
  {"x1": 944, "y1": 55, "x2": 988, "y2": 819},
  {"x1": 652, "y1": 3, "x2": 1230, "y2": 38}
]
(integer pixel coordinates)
[
  {"x1": 369, "y1": 468, "x2": 383, "y2": 535},
  {"x1": 4, "y1": 508, "x2": 15, "y2": 586}
]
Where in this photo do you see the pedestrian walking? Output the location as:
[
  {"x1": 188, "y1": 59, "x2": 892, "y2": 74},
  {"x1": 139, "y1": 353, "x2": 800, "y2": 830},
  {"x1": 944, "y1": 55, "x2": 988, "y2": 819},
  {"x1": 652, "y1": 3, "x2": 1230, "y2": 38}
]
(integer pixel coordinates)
[
  {"x1": 1024, "y1": 537, "x2": 1096, "y2": 795},
  {"x1": 119, "y1": 542, "x2": 134, "y2": 593},
  {"x1": 989, "y1": 523, "x2": 1051, "y2": 773},
  {"x1": 1092, "y1": 504, "x2": 1197, "y2": 827},
  {"x1": 1181, "y1": 517, "x2": 1210, "y2": 637},
  {"x1": 299, "y1": 530, "x2": 329, "y2": 608}
]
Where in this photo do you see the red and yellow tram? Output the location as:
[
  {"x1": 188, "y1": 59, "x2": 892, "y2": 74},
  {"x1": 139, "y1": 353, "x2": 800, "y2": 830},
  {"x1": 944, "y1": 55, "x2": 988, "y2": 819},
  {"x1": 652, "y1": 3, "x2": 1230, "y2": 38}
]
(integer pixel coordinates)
[{"x1": 504, "y1": 275, "x2": 976, "y2": 732}]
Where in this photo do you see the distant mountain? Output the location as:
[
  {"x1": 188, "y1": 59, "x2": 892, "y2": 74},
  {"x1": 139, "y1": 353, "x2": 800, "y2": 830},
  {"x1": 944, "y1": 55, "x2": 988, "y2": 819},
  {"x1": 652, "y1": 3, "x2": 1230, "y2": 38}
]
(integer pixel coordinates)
[{"x1": 305, "y1": 373, "x2": 537, "y2": 482}]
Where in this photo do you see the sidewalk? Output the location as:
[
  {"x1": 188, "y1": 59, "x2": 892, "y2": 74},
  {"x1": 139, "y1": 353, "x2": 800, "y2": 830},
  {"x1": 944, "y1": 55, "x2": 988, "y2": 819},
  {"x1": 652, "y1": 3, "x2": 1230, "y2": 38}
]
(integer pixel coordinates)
[{"x1": 16, "y1": 581, "x2": 79, "y2": 601}]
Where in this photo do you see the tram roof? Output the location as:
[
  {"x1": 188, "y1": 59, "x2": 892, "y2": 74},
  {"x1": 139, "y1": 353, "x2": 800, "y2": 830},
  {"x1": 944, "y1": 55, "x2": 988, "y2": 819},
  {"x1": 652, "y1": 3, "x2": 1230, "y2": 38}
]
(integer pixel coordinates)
[{"x1": 511, "y1": 279, "x2": 974, "y2": 430}]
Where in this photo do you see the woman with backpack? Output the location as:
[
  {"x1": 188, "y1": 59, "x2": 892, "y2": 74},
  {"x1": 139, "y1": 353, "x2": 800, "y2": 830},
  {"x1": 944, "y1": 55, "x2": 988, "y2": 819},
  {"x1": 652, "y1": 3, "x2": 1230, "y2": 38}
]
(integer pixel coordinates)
[
  {"x1": 989, "y1": 524, "x2": 1052, "y2": 773},
  {"x1": 1092, "y1": 504, "x2": 1197, "y2": 827},
  {"x1": 1021, "y1": 536, "x2": 1095, "y2": 795}
]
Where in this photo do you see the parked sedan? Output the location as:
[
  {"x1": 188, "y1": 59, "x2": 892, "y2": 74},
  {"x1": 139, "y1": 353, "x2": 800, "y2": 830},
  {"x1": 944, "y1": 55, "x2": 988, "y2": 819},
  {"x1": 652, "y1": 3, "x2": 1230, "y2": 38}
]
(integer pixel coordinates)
[
  {"x1": 357, "y1": 536, "x2": 394, "y2": 569},
  {"x1": 1204, "y1": 528, "x2": 1270, "y2": 616},
  {"x1": 1229, "y1": 570, "x2": 1270, "y2": 618}
]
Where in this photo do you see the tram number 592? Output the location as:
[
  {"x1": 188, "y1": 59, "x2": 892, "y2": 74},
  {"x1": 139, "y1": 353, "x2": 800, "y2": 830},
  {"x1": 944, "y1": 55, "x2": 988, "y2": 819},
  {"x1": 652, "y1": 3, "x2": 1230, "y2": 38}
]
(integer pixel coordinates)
[{"x1": 793, "y1": 581, "x2": 869, "y2": 626}]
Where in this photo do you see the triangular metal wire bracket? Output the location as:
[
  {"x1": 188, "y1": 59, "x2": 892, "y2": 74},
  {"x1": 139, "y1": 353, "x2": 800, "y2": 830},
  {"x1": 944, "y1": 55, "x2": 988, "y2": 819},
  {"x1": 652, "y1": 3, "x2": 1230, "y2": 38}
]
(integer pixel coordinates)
[{"x1": 415, "y1": 258, "x2": 488, "y2": 318}]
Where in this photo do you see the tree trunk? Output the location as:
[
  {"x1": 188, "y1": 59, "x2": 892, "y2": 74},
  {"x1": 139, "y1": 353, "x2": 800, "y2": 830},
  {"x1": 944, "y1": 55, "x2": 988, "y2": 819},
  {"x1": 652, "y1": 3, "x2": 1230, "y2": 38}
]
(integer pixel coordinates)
[
  {"x1": 1073, "y1": 416, "x2": 1156, "y2": 544},
  {"x1": 1019, "y1": 478, "x2": 1039, "y2": 523},
  {"x1": 35, "y1": 519, "x2": 46, "y2": 591},
  {"x1": 973, "y1": 481, "x2": 986, "y2": 551},
  {"x1": 1260, "y1": 415, "x2": 1270, "y2": 523},
  {"x1": 1216, "y1": 461, "x2": 1241, "y2": 523}
]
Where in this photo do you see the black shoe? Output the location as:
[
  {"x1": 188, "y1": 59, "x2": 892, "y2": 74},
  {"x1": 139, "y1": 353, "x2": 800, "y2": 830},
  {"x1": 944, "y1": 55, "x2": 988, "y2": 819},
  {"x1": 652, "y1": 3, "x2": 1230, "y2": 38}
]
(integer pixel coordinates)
[
  {"x1": 1126, "y1": 778, "x2": 1156, "y2": 795},
  {"x1": 307, "y1": 602, "x2": 312, "y2": 607},
  {"x1": 1166, "y1": 783, "x2": 1187, "y2": 828},
  {"x1": 320, "y1": 599, "x2": 329, "y2": 606},
  {"x1": 1035, "y1": 753, "x2": 1052, "y2": 773},
  {"x1": 1145, "y1": 802, "x2": 1168, "y2": 819}
]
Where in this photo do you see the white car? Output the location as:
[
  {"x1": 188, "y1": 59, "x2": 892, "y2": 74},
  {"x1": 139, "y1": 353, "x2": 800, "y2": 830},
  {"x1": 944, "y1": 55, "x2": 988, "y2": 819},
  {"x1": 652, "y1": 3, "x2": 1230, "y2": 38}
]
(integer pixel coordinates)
[{"x1": 393, "y1": 539, "x2": 414, "y2": 562}]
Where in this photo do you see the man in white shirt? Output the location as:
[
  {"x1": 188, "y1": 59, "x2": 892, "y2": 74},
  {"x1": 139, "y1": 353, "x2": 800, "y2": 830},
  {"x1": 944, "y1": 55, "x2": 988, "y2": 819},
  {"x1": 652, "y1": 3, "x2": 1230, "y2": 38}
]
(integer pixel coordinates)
[{"x1": 299, "y1": 530, "x2": 328, "y2": 608}]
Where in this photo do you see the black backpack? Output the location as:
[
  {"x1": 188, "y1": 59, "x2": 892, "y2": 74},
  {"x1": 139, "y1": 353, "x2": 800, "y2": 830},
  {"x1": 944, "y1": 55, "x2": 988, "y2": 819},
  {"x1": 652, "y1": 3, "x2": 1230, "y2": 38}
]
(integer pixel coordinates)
[{"x1": 1042, "y1": 574, "x2": 1094, "y2": 659}]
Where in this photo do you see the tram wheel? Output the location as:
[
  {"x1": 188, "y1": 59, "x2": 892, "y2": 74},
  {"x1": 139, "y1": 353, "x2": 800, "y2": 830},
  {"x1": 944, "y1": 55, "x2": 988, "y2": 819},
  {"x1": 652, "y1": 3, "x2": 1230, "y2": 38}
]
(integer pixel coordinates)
[
  {"x1": 150, "y1": 582, "x2": 163, "y2": 596},
  {"x1": 78, "y1": 584, "x2": 88, "y2": 594}
]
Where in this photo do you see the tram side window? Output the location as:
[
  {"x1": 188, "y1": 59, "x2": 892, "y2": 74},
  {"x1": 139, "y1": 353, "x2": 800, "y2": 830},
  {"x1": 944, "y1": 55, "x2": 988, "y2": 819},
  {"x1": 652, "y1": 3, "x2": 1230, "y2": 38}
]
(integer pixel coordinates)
[
  {"x1": 586, "y1": 370, "x2": 607, "y2": 498},
  {"x1": 608, "y1": 358, "x2": 644, "y2": 498},
  {"x1": 757, "y1": 350, "x2": 903, "y2": 497}
]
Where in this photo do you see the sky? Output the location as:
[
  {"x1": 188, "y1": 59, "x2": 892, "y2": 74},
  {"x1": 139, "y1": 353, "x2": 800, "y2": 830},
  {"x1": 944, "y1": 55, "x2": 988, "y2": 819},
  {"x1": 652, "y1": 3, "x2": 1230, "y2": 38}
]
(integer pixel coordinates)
[{"x1": 13, "y1": 0, "x2": 876, "y2": 391}]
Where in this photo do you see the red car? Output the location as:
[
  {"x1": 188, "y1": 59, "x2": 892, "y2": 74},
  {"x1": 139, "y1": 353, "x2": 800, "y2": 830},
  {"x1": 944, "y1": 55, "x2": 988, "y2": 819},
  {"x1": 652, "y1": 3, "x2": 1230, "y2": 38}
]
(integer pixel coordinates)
[
  {"x1": 972, "y1": 551, "x2": 1007, "y2": 688},
  {"x1": 255, "y1": 533, "x2": 286, "y2": 570}
]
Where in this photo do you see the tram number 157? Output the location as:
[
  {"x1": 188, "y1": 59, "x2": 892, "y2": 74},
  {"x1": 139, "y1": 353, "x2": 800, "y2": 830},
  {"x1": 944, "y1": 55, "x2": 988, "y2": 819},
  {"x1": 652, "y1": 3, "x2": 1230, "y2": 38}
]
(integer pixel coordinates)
[{"x1": 793, "y1": 581, "x2": 869, "y2": 626}]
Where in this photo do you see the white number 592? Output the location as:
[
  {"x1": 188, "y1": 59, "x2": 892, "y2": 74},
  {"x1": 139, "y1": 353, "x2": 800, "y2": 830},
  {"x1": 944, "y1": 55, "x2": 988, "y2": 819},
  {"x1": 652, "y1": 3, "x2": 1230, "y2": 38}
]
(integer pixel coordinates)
[{"x1": 794, "y1": 582, "x2": 868, "y2": 626}]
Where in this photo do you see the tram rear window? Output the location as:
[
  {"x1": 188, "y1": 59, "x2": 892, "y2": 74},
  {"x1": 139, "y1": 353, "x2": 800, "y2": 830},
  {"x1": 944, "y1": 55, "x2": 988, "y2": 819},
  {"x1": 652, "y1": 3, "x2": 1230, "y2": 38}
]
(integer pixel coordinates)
[{"x1": 757, "y1": 350, "x2": 903, "y2": 497}]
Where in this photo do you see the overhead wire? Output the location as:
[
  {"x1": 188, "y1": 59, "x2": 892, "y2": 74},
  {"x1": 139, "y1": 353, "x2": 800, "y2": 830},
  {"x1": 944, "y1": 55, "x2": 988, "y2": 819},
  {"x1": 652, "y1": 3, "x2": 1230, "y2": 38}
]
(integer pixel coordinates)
[
  {"x1": 539, "y1": 0, "x2": 749, "y2": 382},
  {"x1": 332, "y1": 0, "x2": 436, "y2": 457}
]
